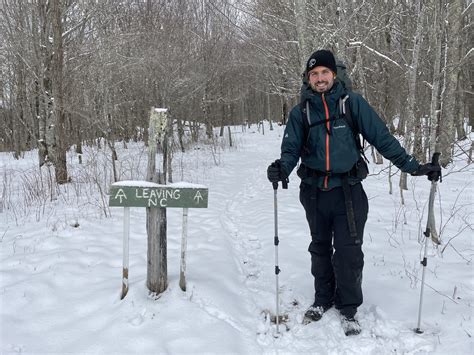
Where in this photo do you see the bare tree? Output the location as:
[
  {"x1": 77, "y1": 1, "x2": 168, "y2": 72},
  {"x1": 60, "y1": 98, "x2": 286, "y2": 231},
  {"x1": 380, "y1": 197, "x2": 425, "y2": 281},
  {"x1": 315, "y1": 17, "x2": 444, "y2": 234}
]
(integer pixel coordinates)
[
  {"x1": 437, "y1": 0, "x2": 464, "y2": 167},
  {"x1": 0, "y1": 0, "x2": 470, "y2": 176},
  {"x1": 50, "y1": 0, "x2": 68, "y2": 183}
]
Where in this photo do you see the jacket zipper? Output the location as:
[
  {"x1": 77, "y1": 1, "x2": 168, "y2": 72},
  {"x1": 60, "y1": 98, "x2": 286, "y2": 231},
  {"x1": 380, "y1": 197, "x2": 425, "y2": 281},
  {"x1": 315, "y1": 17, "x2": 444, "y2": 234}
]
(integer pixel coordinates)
[{"x1": 322, "y1": 93, "x2": 330, "y2": 188}]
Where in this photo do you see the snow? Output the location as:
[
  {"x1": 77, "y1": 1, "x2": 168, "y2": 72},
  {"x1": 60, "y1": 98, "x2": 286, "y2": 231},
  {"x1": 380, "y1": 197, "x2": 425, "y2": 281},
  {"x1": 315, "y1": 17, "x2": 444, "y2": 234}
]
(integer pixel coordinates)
[
  {"x1": 1, "y1": 123, "x2": 473, "y2": 354},
  {"x1": 111, "y1": 180, "x2": 207, "y2": 189},
  {"x1": 169, "y1": 182, "x2": 207, "y2": 189},
  {"x1": 112, "y1": 180, "x2": 162, "y2": 187}
]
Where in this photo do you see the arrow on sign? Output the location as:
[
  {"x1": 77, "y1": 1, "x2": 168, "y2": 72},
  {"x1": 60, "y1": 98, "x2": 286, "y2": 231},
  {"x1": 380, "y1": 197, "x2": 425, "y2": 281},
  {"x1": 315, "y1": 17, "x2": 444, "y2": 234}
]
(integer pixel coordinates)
[
  {"x1": 114, "y1": 189, "x2": 128, "y2": 203},
  {"x1": 193, "y1": 191, "x2": 204, "y2": 204}
]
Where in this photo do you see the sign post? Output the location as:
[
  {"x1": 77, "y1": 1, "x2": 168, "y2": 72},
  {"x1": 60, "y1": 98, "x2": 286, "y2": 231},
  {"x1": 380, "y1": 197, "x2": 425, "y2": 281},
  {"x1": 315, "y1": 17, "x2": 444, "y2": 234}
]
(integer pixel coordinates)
[
  {"x1": 146, "y1": 108, "x2": 169, "y2": 296},
  {"x1": 109, "y1": 181, "x2": 208, "y2": 298},
  {"x1": 122, "y1": 207, "x2": 130, "y2": 299},
  {"x1": 179, "y1": 208, "x2": 188, "y2": 291}
]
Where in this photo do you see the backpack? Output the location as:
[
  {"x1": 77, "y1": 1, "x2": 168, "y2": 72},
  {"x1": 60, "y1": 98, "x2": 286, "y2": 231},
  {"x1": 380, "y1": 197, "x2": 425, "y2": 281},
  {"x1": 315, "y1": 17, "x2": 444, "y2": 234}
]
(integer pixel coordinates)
[{"x1": 299, "y1": 59, "x2": 364, "y2": 158}]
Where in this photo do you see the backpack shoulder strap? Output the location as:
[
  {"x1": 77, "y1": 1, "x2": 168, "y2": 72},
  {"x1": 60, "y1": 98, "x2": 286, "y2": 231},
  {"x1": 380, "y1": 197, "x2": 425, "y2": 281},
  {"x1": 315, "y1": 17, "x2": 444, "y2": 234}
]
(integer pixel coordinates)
[
  {"x1": 300, "y1": 94, "x2": 366, "y2": 158},
  {"x1": 300, "y1": 99, "x2": 310, "y2": 150},
  {"x1": 300, "y1": 99, "x2": 337, "y2": 140},
  {"x1": 339, "y1": 94, "x2": 357, "y2": 132},
  {"x1": 340, "y1": 94, "x2": 368, "y2": 160}
]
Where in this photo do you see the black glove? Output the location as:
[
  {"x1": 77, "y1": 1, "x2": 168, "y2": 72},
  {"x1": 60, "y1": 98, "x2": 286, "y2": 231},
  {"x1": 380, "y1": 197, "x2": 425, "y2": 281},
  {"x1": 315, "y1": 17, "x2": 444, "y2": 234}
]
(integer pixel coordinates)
[
  {"x1": 267, "y1": 159, "x2": 286, "y2": 183},
  {"x1": 411, "y1": 163, "x2": 441, "y2": 182}
]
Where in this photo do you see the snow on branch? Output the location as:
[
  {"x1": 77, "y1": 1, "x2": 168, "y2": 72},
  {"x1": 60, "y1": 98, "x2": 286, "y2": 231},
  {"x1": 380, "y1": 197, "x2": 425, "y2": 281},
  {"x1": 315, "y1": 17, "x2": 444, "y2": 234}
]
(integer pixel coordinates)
[
  {"x1": 349, "y1": 41, "x2": 404, "y2": 70},
  {"x1": 462, "y1": 47, "x2": 473, "y2": 61},
  {"x1": 462, "y1": 2, "x2": 472, "y2": 17}
]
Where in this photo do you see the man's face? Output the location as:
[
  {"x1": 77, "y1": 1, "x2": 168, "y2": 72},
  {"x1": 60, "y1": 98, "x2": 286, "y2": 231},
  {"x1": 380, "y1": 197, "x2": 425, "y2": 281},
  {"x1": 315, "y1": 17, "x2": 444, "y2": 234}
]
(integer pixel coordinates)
[{"x1": 308, "y1": 66, "x2": 335, "y2": 93}]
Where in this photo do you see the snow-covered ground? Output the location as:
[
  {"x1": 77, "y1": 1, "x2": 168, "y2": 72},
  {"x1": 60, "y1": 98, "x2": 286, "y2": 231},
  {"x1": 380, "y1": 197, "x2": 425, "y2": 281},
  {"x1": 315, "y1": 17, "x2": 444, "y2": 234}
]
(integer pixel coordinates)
[{"x1": 1, "y1": 123, "x2": 473, "y2": 354}]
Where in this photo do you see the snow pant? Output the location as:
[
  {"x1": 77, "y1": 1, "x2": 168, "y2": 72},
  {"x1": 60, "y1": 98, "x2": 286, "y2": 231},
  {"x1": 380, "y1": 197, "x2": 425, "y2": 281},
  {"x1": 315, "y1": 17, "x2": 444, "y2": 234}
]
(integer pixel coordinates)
[{"x1": 299, "y1": 182, "x2": 368, "y2": 318}]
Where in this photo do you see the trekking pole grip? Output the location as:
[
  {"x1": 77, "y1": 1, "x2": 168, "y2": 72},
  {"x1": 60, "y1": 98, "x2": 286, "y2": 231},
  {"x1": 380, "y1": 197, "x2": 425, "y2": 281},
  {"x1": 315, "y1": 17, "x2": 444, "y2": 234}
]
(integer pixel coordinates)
[
  {"x1": 273, "y1": 182, "x2": 278, "y2": 190},
  {"x1": 431, "y1": 152, "x2": 442, "y2": 183}
]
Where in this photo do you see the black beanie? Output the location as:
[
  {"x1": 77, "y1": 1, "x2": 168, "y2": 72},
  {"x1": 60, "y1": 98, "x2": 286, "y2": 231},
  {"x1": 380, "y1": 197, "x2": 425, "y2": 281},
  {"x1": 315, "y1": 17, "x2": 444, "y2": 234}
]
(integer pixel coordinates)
[{"x1": 306, "y1": 50, "x2": 337, "y2": 73}]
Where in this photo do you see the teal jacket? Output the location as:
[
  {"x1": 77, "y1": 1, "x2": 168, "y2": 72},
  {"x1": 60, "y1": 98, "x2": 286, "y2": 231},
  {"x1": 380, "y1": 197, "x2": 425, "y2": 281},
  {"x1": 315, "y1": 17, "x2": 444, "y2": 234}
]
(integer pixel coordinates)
[{"x1": 280, "y1": 81, "x2": 419, "y2": 189}]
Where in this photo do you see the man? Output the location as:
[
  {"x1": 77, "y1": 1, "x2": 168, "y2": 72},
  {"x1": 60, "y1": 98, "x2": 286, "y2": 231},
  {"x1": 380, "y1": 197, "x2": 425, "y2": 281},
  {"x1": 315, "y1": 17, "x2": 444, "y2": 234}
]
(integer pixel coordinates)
[{"x1": 267, "y1": 49, "x2": 440, "y2": 336}]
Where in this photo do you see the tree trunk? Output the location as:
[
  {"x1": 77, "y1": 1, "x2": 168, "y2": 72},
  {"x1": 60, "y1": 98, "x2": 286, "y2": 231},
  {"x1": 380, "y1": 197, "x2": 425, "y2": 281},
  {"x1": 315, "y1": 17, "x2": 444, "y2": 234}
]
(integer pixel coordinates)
[
  {"x1": 399, "y1": 0, "x2": 424, "y2": 192},
  {"x1": 202, "y1": 93, "x2": 213, "y2": 140},
  {"x1": 407, "y1": 0, "x2": 424, "y2": 162},
  {"x1": 468, "y1": 141, "x2": 473, "y2": 164},
  {"x1": 228, "y1": 126, "x2": 233, "y2": 147},
  {"x1": 33, "y1": 1, "x2": 51, "y2": 167},
  {"x1": 428, "y1": 0, "x2": 444, "y2": 158},
  {"x1": 219, "y1": 108, "x2": 225, "y2": 137},
  {"x1": 51, "y1": 0, "x2": 68, "y2": 183},
  {"x1": 177, "y1": 118, "x2": 185, "y2": 152},
  {"x1": 437, "y1": 0, "x2": 463, "y2": 167},
  {"x1": 281, "y1": 96, "x2": 288, "y2": 125},
  {"x1": 267, "y1": 92, "x2": 273, "y2": 131},
  {"x1": 14, "y1": 56, "x2": 26, "y2": 159},
  {"x1": 454, "y1": 70, "x2": 466, "y2": 140},
  {"x1": 355, "y1": 46, "x2": 368, "y2": 99},
  {"x1": 295, "y1": 0, "x2": 309, "y2": 68}
]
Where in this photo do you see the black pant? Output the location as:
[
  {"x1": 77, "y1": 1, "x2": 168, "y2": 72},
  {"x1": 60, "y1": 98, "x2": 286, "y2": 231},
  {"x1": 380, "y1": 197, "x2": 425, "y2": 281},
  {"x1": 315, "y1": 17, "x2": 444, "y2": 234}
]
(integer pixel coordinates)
[{"x1": 299, "y1": 182, "x2": 368, "y2": 318}]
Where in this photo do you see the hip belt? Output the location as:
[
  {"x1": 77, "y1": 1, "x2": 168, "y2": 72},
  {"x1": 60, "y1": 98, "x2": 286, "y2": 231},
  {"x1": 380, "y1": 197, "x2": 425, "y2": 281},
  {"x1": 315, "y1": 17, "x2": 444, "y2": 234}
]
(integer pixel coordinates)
[{"x1": 298, "y1": 164, "x2": 360, "y2": 243}]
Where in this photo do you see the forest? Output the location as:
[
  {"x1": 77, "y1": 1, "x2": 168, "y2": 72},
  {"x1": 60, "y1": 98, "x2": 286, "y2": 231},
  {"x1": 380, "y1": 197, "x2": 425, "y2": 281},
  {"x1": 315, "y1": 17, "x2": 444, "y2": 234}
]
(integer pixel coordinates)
[
  {"x1": 1, "y1": 3, "x2": 473, "y2": 352},
  {"x1": 1, "y1": 0, "x2": 472, "y2": 184}
]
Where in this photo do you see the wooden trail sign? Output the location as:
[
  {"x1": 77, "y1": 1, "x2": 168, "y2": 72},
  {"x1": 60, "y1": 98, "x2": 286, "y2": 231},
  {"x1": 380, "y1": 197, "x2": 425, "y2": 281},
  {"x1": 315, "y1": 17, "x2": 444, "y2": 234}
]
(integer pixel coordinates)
[
  {"x1": 109, "y1": 182, "x2": 208, "y2": 208},
  {"x1": 109, "y1": 180, "x2": 208, "y2": 299}
]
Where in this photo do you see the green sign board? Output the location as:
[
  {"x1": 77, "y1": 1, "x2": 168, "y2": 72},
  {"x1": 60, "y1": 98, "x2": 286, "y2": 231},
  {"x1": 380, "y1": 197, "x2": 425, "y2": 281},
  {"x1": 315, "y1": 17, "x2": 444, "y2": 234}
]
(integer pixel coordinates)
[{"x1": 109, "y1": 182, "x2": 208, "y2": 208}]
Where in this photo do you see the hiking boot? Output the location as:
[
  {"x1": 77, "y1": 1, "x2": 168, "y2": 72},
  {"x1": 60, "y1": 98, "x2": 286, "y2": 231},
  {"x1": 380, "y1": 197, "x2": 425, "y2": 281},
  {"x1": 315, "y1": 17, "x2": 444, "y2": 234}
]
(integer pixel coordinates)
[
  {"x1": 303, "y1": 304, "x2": 330, "y2": 323},
  {"x1": 341, "y1": 316, "x2": 361, "y2": 336}
]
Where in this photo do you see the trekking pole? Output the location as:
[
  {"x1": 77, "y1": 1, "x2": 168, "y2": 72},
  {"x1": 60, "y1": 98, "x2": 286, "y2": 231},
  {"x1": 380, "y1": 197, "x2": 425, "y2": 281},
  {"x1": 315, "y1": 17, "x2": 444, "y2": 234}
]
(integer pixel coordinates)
[
  {"x1": 415, "y1": 152, "x2": 441, "y2": 334},
  {"x1": 273, "y1": 177, "x2": 288, "y2": 336},
  {"x1": 273, "y1": 181, "x2": 280, "y2": 335}
]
